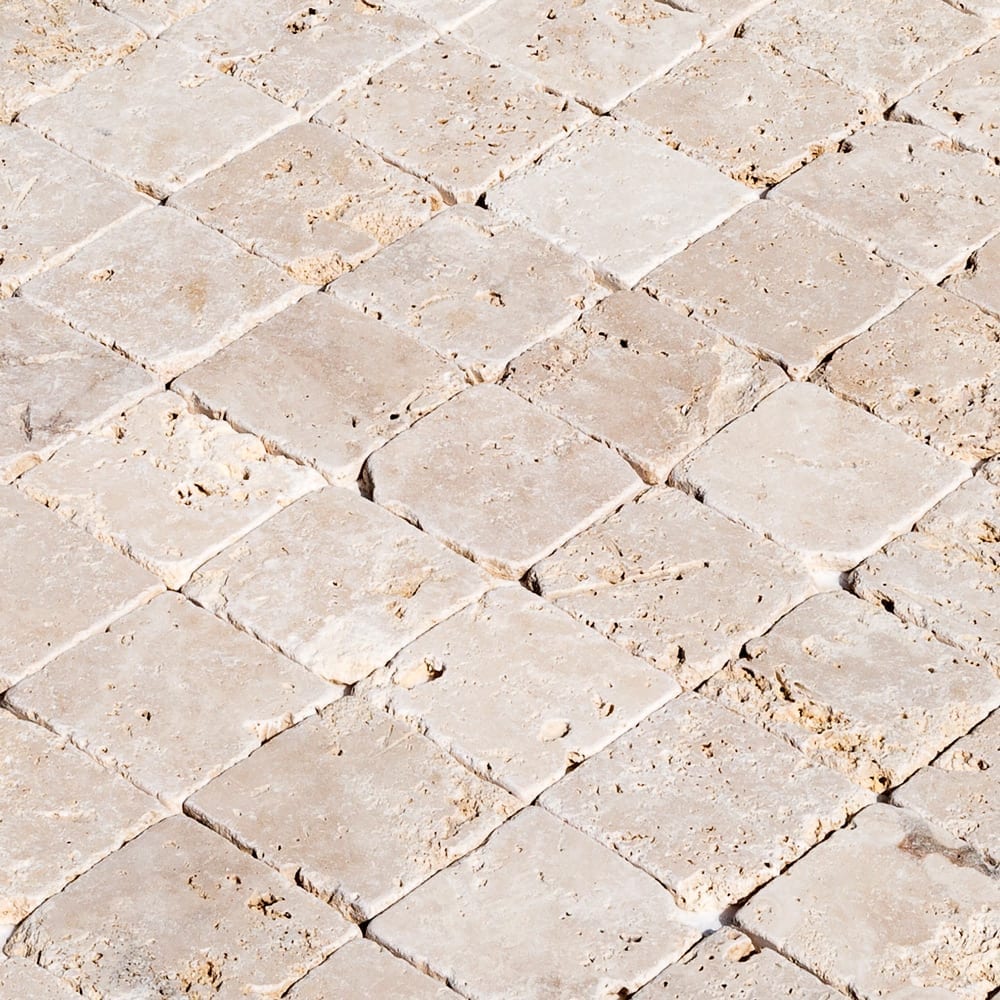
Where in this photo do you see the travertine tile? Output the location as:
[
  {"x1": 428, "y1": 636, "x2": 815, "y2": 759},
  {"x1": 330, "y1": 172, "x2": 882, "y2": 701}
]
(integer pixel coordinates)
[
  {"x1": 318, "y1": 39, "x2": 589, "y2": 203},
  {"x1": 773, "y1": 121, "x2": 1000, "y2": 283},
  {"x1": 641, "y1": 199, "x2": 919, "y2": 379},
  {"x1": 819, "y1": 286, "x2": 1000, "y2": 463},
  {"x1": 736, "y1": 804, "x2": 1000, "y2": 999},
  {"x1": 487, "y1": 119, "x2": 755, "y2": 287},
  {"x1": 678, "y1": 0, "x2": 775, "y2": 27},
  {"x1": 374, "y1": 587, "x2": 679, "y2": 801},
  {"x1": 187, "y1": 699, "x2": 518, "y2": 921},
  {"x1": 21, "y1": 209, "x2": 305, "y2": 378},
  {"x1": 6, "y1": 815, "x2": 357, "y2": 998},
  {"x1": 671, "y1": 382, "x2": 970, "y2": 571},
  {"x1": 20, "y1": 40, "x2": 295, "y2": 199},
  {"x1": 0, "y1": 711, "x2": 165, "y2": 925},
  {"x1": 6, "y1": 593, "x2": 337, "y2": 808},
  {"x1": 0, "y1": 299, "x2": 155, "y2": 484},
  {"x1": 504, "y1": 290, "x2": 787, "y2": 482},
  {"x1": 369, "y1": 807, "x2": 701, "y2": 999},
  {"x1": 364, "y1": 384, "x2": 642, "y2": 579},
  {"x1": 174, "y1": 294, "x2": 463, "y2": 483},
  {"x1": 0, "y1": 486, "x2": 162, "y2": 691},
  {"x1": 100, "y1": 0, "x2": 214, "y2": 36},
  {"x1": 946, "y1": 230, "x2": 1000, "y2": 318},
  {"x1": 329, "y1": 205, "x2": 603, "y2": 382},
  {"x1": 169, "y1": 122, "x2": 443, "y2": 286},
  {"x1": 947, "y1": 0, "x2": 1000, "y2": 18},
  {"x1": 385, "y1": 0, "x2": 497, "y2": 31},
  {"x1": 0, "y1": 958, "x2": 78, "y2": 997},
  {"x1": 19, "y1": 392, "x2": 324, "y2": 590},
  {"x1": 184, "y1": 487, "x2": 491, "y2": 684},
  {"x1": 704, "y1": 591, "x2": 1000, "y2": 791}
]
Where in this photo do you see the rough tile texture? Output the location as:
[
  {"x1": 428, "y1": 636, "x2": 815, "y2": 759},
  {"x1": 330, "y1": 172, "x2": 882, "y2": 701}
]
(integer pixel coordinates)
[
  {"x1": 946, "y1": 230, "x2": 1000, "y2": 318},
  {"x1": 0, "y1": 957, "x2": 78, "y2": 998},
  {"x1": 384, "y1": 0, "x2": 497, "y2": 31},
  {"x1": 100, "y1": 0, "x2": 215, "y2": 36}
]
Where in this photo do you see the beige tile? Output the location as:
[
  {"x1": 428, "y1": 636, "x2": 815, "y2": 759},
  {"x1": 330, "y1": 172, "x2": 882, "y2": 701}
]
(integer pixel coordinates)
[
  {"x1": 946, "y1": 230, "x2": 1000, "y2": 318},
  {"x1": 679, "y1": 0, "x2": 774, "y2": 27},
  {"x1": 100, "y1": 0, "x2": 215, "y2": 36},
  {"x1": 385, "y1": 0, "x2": 498, "y2": 31},
  {"x1": 0, "y1": 959, "x2": 77, "y2": 998}
]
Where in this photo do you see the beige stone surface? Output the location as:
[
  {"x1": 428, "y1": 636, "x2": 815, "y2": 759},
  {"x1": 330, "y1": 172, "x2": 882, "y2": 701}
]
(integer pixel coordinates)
[
  {"x1": 170, "y1": 122, "x2": 443, "y2": 286},
  {"x1": 101, "y1": 0, "x2": 214, "y2": 36},
  {"x1": 364, "y1": 384, "x2": 642, "y2": 579},
  {"x1": 329, "y1": 205, "x2": 603, "y2": 382},
  {"x1": 946, "y1": 230, "x2": 1000, "y2": 318},
  {"x1": 19, "y1": 391, "x2": 324, "y2": 590},
  {"x1": 704, "y1": 591, "x2": 1000, "y2": 792},
  {"x1": 736, "y1": 804, "x2": 1000, "y2": 999},
  {"x1": 672, "y1": 382, "x2": 970, "y2": 571},
  {"x1": 370, "y1": 807, "x2": 701, "y2": 999},
  {"x1": 20, "y1": 209, "x2": 305, "y2": 378},
  {"x1": 819, "y1": 286, "x2": 1000, "y2": 463},
  {"x1": 318, "y1": 39, "x2": 589, "y2": 204},
  {"x1": 487, "y1": 119, "x2": 755, "y2": 288},
  {"x1": 385, "y1": 0, "x2": 497, "y2": 31},
  {"x1": 187, "y1": 698, "x2": 518, "y2": 922},
  {"x1": 184, "y1": 486, "x2": 491, "y2": 684},
  {"x1": 6, "y1": 593, "x2": 337, "y2": 809},
  {"x1": 374, "y1": 587, "x2": 679, "y2": 801},
  {"x1": 504, "y1": 290, "x2": 787, "y2": 483},
  {"x1": 948, "y1": 0, "x2": 1000, "y2": 16},
  {"x1": 174, "y1": 294, "x2": 463, "y2": 484},
  {"x1": 0, "y1": 299, "x2": 155, "y2": 484},
  {"x1": 0, "y1": 957, "x2": 79, "y2": 997},
  {"x1": 6, "y1": 815, "x2": 358, "y2": 998},
  {"x1": 0, "y1": 710, "x2": 165, "y2": 925}
]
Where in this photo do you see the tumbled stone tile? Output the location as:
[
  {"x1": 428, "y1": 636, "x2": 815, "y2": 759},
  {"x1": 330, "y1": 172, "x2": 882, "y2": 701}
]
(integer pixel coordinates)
[
  {"x1": 374, "y1": 587, "x2": 679, "y2": 801},
  {"x1": 704, "y1": 591, "x2": 1000, "y2": 791},
  {"x1": 19, "y1": 392, "x2": 324, "y2": 590},
  {"x1": 949, "y1": 0, "x2": 1000, "y2": 16},
  {"x1": 385, "y1": 0, "x2": 497, "y2": 31},
  {"x1": 736, "y1": 804, "x2": 1000, "y2": 999},
  {"x1": 504, "y1": 290, "x2": 786, "y2": 483},
  {"x1": 0, "y1": 711, "x2": 165, "y2": 925},
  {"x1": 672, "y1": 383, "x2": 969, "y2": 571},
  {"x1": 487, "y1": 119, "x2": 755, "y2": 287},
  {"x1": 169, "y1": 122, "x2": 443, "y2": 285},
  {"x1": 677, "y1": 0, "x2": 776, "y2": 27},
  {"x1": 174, "y1": 294, "x2": 463, "y2": 483},
  {"x1": 364, "y1": 384, "x2": 641, "y2": 579},
  {"x1": 946, "y1": 230, "x2": 1000, "y2": 318},
  {"x1": 318, "y1": 39, "x2": 589, "y2": 204},
  {"x1": 6, "y1": 815, "x2": 357, "y2": 998},
  {"x1": 773, "y1": 121, "x2": 1000, "y2": 283},
  {"x1": 819, "y1": 287, "x2": 1000, "y2": 463},
  {"x1": 0, "y1": 487, "x2": 162, "y2": 691},
  {"x1": 0, "y1": 959, "x2": 77, "y2": 998},
  {"x1": 641, "y1": 200, "x2": 918, "y2": 379},
  {"x1": 20, "y1": 209, "x2": 304, "y2": 378},
  {"x1": 100, "y1": 0, "x2": 213, "y2": 36},
  {"x1": 0, "y1": 299, "x2": 155, "y2": 484},
  {"x1": 20, "y1": 40, "x2": 295, "y2": 199},
  {"x1": 619, "y1": 39, "x2": 870, "y2": 187},
  {"x1": 329, "y1": 205, "x2": 603, "y2": 382},
  {"x1": 188, "y1": 698, "x2": 518, "y2": 922},
  {"x1": 184, "y1": 487, "x2": 491, "y2": 684},
  {"x1": 6, "y1": 593, "x2": 336, "y2": 808}
]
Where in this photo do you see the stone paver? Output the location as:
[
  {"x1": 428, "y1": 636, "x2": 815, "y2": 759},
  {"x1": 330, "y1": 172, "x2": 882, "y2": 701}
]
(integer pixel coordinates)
[
  {"x1": 0, "y1": 958, "x2": 78, "y2": 997},
  {"x1": 183, "y1": 486, "x2": 492, "y2": 684},
  {"x1": 100, "y1": 0, "x2": 214, "y2": 36},
  {"x1": 373, "y1": 586, "x2": 680, "y2": 801},
  {"x1": 385, "y1": 0, "x2": 497, "y2": 32},
  {"x1": 364, "y1": 384, "x2": 642, "y2": 579},
  {"x1": 946, "y1": 229, "x2": 1000, "y2": 318}
]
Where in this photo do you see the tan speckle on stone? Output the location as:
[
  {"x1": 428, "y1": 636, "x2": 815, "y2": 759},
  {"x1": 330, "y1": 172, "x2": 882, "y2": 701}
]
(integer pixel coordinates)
[
  {"x1": 0, "y1": 957, "x2": 79, "y2": 998},
  {"x1": 946, "y1": 229, "x2": 1000, "y2": 320}
]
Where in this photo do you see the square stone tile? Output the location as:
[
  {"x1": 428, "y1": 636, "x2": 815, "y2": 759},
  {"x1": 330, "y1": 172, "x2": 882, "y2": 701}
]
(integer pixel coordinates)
[
  {"x1": 487, "y1": 119, "x2": 755, "y2": 287},
  {"x1": 368, "y1": 807, "x2": 703, "y2": 1000},
  {"x1": 19, "y1": 40, "x2": 296, "y2": 200},
  {"x1": 100, "y1": 0, "x2": 214, "y2": 36},
  {"x1": 5, "y1": 815, "x2": 357, "y2": 998},
  {"x1": 819, "y1": 286, "x2": 1000, "y2": 463},
  {"x1": 169, "y1": 122, "x2": 444, "y2": 286},
  {"x1": 641, "y1": 199, "x2": 919, "y2": 379},
  {"x1": 0, "y1": 959, "x2": 77, "y2": 998},
  {"x1": 527, "y1": 487, "x2": 815, "y2": 689},
  {"x1": 385, "y1": 0, "x2": 497, "y2": 31},
  {"x1": 329, "y1": 205, "x2": 604, "y2": 382},
  {"x1": 671, "y1": 382, "x2": 970, "y2": 571},
  {"x1": 183, "y1": 487, "x2": 492, "y2": 684},
  {"x1": 6, "y1": 593, "x2": 337, "y2": 809},
  {"x1": 0, "y1": 710, "x2": 165, "y2": 925},
  {"x1": 736, "y1": 804, "x2": 1000, "y2": 999},
  {"x1": 0, "y1": 299, "x2": 155, "y2": 484},
  {"x1": 949, "y1": 0, "x2": 1000, "y2": 16},
  {"x1": 317, "y1": 39, "x2": 590, "y2": 204},
  {"x1": 773, "y1": 121, "x2": 1000, "y2": 283},
  {"x1": 20, "y1": 208, "x2": 305, "y2": 378},
  {"x1": 364, "y1": 384, "x2": 642, "y2": 579},
  {"x1": 946, "y1": 230, "x2": 1000, "y2": 318},
  {"x1": 504, "y1": 290, "x2": 787, "y2": 483},
  {"x1": 373, "y1": 587, "x2": 679, "y2": 801},
  {"x1": 174, "y1": 294, "x2": 463, "y2": 484},
  {"x1": 703, "y1": 591, "x2": 1000, "y2": 792},
  {"x1": 0, "y1": 486, "x2": 162, "y2": 691},
  {"x1": 187, "y1": 698, "x2": 519, "y2": 922},
  {"x1": 19, "y1": 391, "x2": 324, "y2": 590}
]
